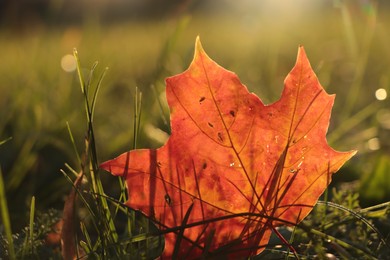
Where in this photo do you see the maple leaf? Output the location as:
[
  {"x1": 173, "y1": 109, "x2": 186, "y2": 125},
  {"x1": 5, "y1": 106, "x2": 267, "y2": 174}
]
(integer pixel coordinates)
[{"x1": 100, "y1": 37, "x2": 356, "y2": 258}]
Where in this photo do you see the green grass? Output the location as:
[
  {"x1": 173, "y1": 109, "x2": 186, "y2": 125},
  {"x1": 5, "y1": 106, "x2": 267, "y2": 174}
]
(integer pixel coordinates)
[
  {"x1": 0, "y1": 166, "x2": 16, "y2": 259},
  {"x1": 59, "y1": 55, "x2": 164, "y2": 259},
  {"x1": 1, "y1": 1, "x2": 390, "y2": 258}
]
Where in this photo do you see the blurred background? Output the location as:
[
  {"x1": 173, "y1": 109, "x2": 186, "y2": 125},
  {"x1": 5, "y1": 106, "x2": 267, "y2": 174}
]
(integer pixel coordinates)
[{"x1": 0, "y1": 0, "x2": 389, "y2": 229}]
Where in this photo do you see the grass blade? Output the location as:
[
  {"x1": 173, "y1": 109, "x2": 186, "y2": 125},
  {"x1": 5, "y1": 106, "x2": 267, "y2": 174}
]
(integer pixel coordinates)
[
  {"x1": 73, "y1": 48, "x2": 86, "y2": 94},
  {"x1": 317, "y1": 200, "x2": 389, "y2": 251},
  {"x1": 90, "y1": 66, "x2": 108, "y2": 120},
  {"x1": 0, "y1": 137, "x2": 12, "y2": 146},
  {"x1": 328, "y1": 102, "x2": 380, "y2": 144},
  {"x1": 66, "y1": 122, "x2": 82, "y2": 170},
  {"x1": 0, "y1": 167, "x2": 16, "y2": 260},
  {"x1": 29, "y1": 196, "x2": 35, "y2": 254},
  {"x1": 172, "y1": 202, "x2": 194, "y2": 258}
]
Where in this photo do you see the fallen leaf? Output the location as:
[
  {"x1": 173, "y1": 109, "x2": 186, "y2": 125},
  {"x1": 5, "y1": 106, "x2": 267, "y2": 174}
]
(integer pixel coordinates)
[
  {"x1": 101, "y1": 37, "x2": 356, "y2": 258},
  {"x1": 61, "y1": 171, "x2": 83, "y2": 260}
]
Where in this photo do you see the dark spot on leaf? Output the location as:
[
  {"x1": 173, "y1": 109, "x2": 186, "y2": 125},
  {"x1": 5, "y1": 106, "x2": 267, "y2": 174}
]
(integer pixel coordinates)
[
  {"x1": 202, "y1": 162, "x2": 207, "y2": 169},
  {"x1": 218, "y1": 132, "x2": 223, "y2": 142},
  {"x1": 199, "y1": 96, "x2": 205, "y2": 103},
  {"x1": 229, "y1": 110, "x2": 235, "y2": 117},
  {"x1": 157, "y1": 161, "x2": 162, "y2": 167},
  {"x1": 208, "y1": 122, "x2": 214, "y2": 128}
]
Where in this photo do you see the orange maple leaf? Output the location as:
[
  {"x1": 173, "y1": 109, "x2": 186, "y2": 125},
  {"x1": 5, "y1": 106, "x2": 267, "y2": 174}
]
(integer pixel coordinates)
[{"x1": 100, "y1": 37, "x2": 356, "y2": 259}]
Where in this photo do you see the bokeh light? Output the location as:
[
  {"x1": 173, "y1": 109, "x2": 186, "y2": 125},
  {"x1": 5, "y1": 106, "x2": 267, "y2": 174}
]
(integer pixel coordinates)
[
  {"x1": 367, "y1": 137, "x2": 380, "y2": 151},
  {"x1": 61, "y1": 54, "x2": 77, "y2": 72},
  {"x1": 375, "y1": 88, "x2": 387, "y2": 101}
]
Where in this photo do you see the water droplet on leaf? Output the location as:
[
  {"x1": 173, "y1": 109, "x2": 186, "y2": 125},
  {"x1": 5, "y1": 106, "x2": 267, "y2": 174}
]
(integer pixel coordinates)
[{"x1": 165, "y1": 194, "x2": 172, "y2": 206}]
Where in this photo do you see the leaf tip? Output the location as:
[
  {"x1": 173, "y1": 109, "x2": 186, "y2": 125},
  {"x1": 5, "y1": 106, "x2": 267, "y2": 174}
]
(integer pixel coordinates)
[
  {"x1": 194, "y1": 35, "x2": 205, "y2": 57},
  {"x1": 297, "y1": 45, "x2": 308, "y2": 61},
  {"x1": 293, "y1": 45, "x2": 314, "y2": 75},
  {"x1": 350, "y1": 149, "x2": 358, "y2": 158},
  {"x1": 99, "y1": 160, "x2": 111, "y2": 172}
]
